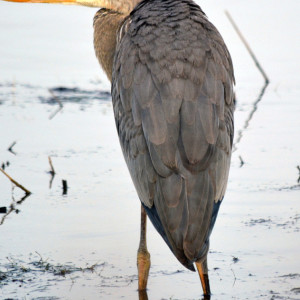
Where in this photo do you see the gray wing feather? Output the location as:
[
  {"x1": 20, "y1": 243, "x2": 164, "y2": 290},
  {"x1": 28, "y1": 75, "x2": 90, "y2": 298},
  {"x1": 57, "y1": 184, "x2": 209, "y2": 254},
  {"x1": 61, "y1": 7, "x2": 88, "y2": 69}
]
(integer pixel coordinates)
[{"x1": 112, "y1": 0, "x2": 235, "y2": 265}]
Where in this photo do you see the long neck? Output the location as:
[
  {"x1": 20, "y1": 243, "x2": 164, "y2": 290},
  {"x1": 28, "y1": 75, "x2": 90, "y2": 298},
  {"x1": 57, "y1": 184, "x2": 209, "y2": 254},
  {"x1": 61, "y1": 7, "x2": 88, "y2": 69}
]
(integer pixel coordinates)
[
  {"x1": 93, "y1": 9, "x2": 124, "y2": 81},
  {"x1": 93, "y1": 0, "x2": 140, "y2": 81},
  {"x1": 89, "y1": 0, "x2": 139, "y2": 14}
]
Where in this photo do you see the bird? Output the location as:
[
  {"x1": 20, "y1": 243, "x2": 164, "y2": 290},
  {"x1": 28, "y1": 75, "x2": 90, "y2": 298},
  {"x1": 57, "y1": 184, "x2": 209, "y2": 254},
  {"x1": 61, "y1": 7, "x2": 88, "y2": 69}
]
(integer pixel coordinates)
[{"x1": 4, "y1": 0, "x2": 235, "y2": 297}]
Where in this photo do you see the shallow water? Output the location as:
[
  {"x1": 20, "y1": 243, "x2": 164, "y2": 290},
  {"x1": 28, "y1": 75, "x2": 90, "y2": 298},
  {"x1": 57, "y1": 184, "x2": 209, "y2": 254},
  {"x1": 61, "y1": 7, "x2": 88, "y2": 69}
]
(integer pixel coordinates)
[{"x1": 0, "y1": 0, "x2": 299, "y2": 299}]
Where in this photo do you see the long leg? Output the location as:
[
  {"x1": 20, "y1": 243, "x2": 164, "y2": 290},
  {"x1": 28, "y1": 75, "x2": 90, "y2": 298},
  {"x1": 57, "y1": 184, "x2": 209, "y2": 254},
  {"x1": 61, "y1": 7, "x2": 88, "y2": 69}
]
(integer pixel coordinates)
[
  {"x1": 195, "y1": 256, "x2": 211, "y2": 298},
  {"x1": 137, "y1": 204, "x2": 151, "y2": 291}
]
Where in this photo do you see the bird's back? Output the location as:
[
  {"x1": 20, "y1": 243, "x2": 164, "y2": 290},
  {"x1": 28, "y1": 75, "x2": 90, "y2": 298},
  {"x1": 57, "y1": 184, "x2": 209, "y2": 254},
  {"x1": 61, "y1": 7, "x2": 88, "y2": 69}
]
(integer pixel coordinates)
[{"x1": 111, "y1": 0, "x2": 235, "y2": 270}]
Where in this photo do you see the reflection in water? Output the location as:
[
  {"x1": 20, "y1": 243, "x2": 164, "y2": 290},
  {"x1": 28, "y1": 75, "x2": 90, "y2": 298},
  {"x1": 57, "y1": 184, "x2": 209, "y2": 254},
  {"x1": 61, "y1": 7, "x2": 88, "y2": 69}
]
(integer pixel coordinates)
[
  {"x1": 49, "y1": 173, "x2": 55, "y2": 189},
  {"x1": 48, "y1": 156, "x2": 56, "y2": 189},
  {"x1": 225, "y1": 10, "x2": 270, "y2": 154},
  {"x1": 48, "y1": 88, "x2": 64, "y2": 120},
  {"x1": 40, "y1": 86, "x2": 111, "y2": 105},
  {"x1": 0, "y1": 82, "x2": 111, "y2": 106},
  {"x1": 138, "y1": 290, "x2": 148, "y2": 300},
  {"x1": 44, "y1": 86, "x2": 111, "y2": 119},
  {"x1": 137, "y1": 290, "x2": 211, "y2": 300},
  {"x1": 49, "y1": 103, "x2": 63, "y2": 120},
  {"x1": 233, "y1": 81, "x2": 269, "y2": 152},
  {"x1": 0, "y1": 192, "x2": 30, "y2": 226}
]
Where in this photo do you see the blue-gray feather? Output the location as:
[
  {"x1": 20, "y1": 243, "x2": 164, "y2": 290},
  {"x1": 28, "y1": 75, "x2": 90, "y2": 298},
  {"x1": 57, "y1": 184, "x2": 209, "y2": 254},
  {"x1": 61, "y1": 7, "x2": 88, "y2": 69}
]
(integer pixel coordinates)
[{"x1": 111, "y1": 0, "x2": 235, "y2": 269}]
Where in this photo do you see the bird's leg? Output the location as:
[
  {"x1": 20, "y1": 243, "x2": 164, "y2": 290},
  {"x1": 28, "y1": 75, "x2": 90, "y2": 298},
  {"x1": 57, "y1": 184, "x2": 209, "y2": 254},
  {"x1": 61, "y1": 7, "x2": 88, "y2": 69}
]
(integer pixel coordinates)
[
  {"x1": 137, "y1": 204, "x2": 151, "y2": 291},
  {"x1": 138, "y1": 290, "x2": 149, "y2": 300},
  {"x1": 195, "y1": 256, "x2": 211, "y2": 298}
]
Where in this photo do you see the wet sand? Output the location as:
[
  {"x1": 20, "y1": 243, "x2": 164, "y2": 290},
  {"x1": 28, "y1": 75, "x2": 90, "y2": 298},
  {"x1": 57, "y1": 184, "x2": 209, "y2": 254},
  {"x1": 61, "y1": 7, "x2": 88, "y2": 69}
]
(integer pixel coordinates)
[{"x1": 0, "y1": 0, "x2": 299, "y2": 299}]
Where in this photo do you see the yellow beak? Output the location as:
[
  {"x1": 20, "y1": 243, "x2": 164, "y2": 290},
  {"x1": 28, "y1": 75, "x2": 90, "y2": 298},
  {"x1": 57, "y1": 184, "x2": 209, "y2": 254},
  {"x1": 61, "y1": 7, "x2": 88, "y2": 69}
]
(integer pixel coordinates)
[
  {"x1": 3, "y1": 0, "x2": 77, "y2": 4},
  {"x1": 2, "y1": 0, "x2": 138, "y2": 14},
  {"x1": 2, "y1": 0, "x2": 109, "y2": 8}
]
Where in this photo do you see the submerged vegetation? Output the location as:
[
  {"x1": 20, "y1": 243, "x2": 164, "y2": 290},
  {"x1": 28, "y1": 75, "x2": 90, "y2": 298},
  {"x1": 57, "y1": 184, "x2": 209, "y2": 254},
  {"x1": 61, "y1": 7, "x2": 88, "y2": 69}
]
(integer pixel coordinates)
[{"x1": 0, "y1": 252, "x2": 105, "y2": 288}]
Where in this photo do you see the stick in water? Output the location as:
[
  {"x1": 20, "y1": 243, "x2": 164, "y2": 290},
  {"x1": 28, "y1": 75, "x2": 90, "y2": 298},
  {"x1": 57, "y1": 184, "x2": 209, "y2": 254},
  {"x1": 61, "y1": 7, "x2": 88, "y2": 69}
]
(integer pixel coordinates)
[
  {"x1": 48, "y1": 156, "x2": 56, "y2": 175},
  {"x1": 8, "y1": 141, "x2": 17, "y2": 155},
  {"x1": 225, "y1": 10, "x2": 270, "y2": 84},
  {"x1": 0, "y1": 168, "x2": 31, "y2": 195}
]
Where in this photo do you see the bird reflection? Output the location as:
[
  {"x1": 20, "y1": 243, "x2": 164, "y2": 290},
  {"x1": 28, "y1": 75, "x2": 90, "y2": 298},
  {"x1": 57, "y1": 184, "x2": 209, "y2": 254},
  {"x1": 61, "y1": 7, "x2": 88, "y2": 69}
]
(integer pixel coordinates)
[{"x1": 138, "y1": 289, "x2": 211, "y2": 300}]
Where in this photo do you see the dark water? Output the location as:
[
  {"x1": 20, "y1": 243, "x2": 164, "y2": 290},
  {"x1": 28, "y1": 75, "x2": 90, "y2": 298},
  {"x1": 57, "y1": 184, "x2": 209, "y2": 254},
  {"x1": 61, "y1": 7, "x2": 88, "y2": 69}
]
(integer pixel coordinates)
[{"x1": 0, "y1": 0, "x2": 299, "y2": 299}]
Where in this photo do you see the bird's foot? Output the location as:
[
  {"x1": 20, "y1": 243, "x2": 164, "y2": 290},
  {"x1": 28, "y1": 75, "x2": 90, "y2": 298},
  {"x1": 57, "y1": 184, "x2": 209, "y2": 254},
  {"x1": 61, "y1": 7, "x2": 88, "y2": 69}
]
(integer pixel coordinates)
[
  {"x1": 137, "y1": 249, "x2": 151, "y2": 291},
  {"x1": 195, "y1": 258, "x2": 211, "y2": 297},
  {"x1": 138, "y1": 289, "x2": 149, "y2": 300}
]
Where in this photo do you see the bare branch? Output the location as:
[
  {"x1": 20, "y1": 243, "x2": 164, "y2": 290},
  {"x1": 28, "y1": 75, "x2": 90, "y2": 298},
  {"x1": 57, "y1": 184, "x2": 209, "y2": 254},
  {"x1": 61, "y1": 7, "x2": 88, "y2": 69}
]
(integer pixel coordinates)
[
  {"x1": 62, "y1": 179, "x2": 68, "y2": 195},
  {"x1": 225, "y1": 10, "x2": 269, "y2": 84},
  {"x1": 49, "y1": 89, "x2": 63, "y2": 108},
  {"x1": 48, "y1": 156, "x2": 56, "y2": 175},
  {"x1": 0, "y1": 168, "x2": 31, "y2": 195},
  {"x1": 48, "y1": 89, "x2": 63, "y2": 120},
  {"x1": 8, "y1": 141, "x2": 17, "y2": 155}
]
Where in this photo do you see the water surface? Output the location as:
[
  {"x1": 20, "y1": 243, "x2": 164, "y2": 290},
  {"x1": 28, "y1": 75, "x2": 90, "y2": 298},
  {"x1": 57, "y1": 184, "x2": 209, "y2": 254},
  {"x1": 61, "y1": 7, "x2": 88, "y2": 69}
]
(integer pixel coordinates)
[{"x1": 0, "y1": 0, "x2": 299, "y2": 299}]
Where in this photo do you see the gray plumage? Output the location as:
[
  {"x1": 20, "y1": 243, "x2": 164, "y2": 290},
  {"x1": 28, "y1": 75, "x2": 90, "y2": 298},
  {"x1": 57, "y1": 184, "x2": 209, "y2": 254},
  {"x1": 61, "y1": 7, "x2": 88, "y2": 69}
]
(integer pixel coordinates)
[{"x1": 94, "y1": 0, "x2": 234, "y2": 271}]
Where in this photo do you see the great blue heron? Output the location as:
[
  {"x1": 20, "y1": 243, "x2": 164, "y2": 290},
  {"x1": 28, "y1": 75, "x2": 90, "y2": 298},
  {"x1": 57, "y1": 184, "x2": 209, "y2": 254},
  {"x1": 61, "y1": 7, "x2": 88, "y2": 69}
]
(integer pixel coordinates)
[{"x1": 4, "y1": 0, "x2": 235, "y2": 297}]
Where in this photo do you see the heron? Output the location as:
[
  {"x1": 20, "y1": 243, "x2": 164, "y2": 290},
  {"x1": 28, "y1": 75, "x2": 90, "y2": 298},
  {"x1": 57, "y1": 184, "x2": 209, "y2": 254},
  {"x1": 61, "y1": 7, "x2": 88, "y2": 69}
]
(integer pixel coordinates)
[{"x1": 4, "y1": 0, "x2": 235, "y2": 297}]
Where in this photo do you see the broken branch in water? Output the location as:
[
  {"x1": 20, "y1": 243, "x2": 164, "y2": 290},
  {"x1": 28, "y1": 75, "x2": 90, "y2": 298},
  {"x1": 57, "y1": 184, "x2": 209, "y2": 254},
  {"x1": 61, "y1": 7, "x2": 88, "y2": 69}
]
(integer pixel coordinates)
[
  {"x1": 48, "y1": 156, "x2": 56, "y2": 189},
  {"x1": 0, "y1": 207, "x2": 7, "y2": 214},
  {"x1": 8, "y1": 141, "x2": 17, "y2": 155},
  {"x1": 0, "y1": 192, "x2": 31, "y2": 226},
  {"x1": 62, "y1": 179, "x2": 68, "y2": 195},
  {"x1": 48, "y1": 89, "x2": 63, "y2": 120},
  {"x1": 225, "y1": 10, "x2": 270, "y2": 84},
  {"x1": 239, "y1": 155, "x2": 245, "y2": 167},
  {"x1": 0, "y1": 168, "x2": 31, "y2": 195},
  {"x1": 49, "y1": 89, "x2": 63, "y2": 108},
  {"x1": 48, "y1": 156, "x2": 56, "y2": 175},
  {"x1": 0, "y1": 205, "x2": 15, "y2": 226},
  {"x1": 230, "y1": 267, "x2": 237, "y2": 287}
]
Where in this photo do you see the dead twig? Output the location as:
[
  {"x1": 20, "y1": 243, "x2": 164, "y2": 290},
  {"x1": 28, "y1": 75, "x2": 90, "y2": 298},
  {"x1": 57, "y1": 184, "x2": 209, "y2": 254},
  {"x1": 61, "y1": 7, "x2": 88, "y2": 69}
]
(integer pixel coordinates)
[
  {"x1": 225, "y1": 10, "x2": 270, "y2": 84},
  {"x1": 62, "y1": 179, "x2": 68, "y2": 195},
  {"x1": 49, "y1": 89, "x2": 63, "y2": 108},
  {"x1": 48, "y1": 89, "x2": 63, "y2": 120},
  {"x1": 8, "y1": 141, "x2": 17, "y2": 155},
  {"x1": 48, "y1": 156, "x2": 56, "y2": 189},
  {"x1": 0, "y1": 168, "x2": 31, "y2": 195},
  {"x1": 0, "y1": 204, "x2": 15, "y2": 226},
  {"x1": 239, "y1": 156, "x2": 245, "y2": 167},
  {"x1": 230, "y1": 256, "x2": 239, "y2": 287},
  {"x1": 48, "y1": 156, "x2": 56, "y2": 175},
  {"x1": 227, "y1": 11, "x2": 270, "y2": 152},
  {"x1": 230, "y1": 267, "x2": 237, "y2": 287},
  {"x1": 16, "y1": 192, "x2": 31, "y2": 205},
  {"x1": 0, "y1": 207, "x2": 7, "y2": 214},
  {"x1": 0, "y1": 191, "x2": 30, "y2": 226}
]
